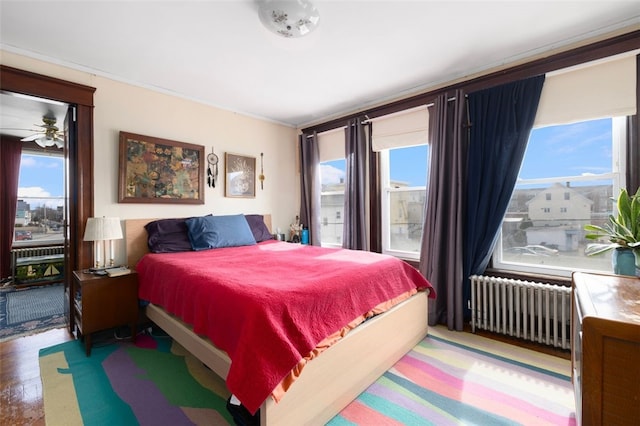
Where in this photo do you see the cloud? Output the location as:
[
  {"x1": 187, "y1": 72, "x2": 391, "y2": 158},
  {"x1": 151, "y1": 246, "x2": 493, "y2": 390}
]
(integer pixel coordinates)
[
  {"x1": 540, "y1": 119, "x2": 612, "y2": 156},
  {"x1": 17, "y1": 187, "x2": 63, "y2": 208},
  {"x1": 20, "y1": 156, "x2": 38, "y2": 167},
  {"x1": 21, "y1": 154, "x2": 63, "y2": 169},
  {"x1": 19, "y1": 187, "x2": 51, "y2": 198},
  {"x1": 320, "y1": 164, "x2": 345, "y2": 185}
]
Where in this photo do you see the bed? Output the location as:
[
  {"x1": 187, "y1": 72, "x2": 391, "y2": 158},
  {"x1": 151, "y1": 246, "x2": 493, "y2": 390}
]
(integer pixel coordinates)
[{"x1": 125, "y1": 214, "x2": 433, "y2": 425}]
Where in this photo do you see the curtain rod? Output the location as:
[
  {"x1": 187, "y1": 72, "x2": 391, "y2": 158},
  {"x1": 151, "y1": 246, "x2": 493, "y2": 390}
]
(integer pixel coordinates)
[
  {"x1": 303, "y1": 96, "x2": 459, "y2": 137},
  {"x1": 362, "y1": 96, "x2": 461, "y2": 124}
]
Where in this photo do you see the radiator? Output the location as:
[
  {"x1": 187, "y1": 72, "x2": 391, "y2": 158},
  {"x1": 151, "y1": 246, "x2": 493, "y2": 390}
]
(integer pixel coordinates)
[
  {"x1": 11, "y1": 245, "x2": 65, "y2": 285},
  {"x1": 470, "y1": 275, "x2": 571, "y2": 350}
]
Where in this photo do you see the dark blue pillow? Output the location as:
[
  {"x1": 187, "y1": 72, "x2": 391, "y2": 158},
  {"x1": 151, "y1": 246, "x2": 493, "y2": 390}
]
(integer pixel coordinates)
[
  {"x1": 185, "y1": 214, "x2": 257, "y2": 251},
  {"x1": 145, "y1": 217, "x2": 193, "y2": 253},
  {"x1": 244, "y1": 214, "x2": 274, "y2": 243}
]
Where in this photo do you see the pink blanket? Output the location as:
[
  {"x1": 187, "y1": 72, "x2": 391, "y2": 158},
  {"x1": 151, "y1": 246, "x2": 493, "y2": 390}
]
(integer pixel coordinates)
[{"x1": 136, "y1": 240, "x2": 434, "y2": 414}]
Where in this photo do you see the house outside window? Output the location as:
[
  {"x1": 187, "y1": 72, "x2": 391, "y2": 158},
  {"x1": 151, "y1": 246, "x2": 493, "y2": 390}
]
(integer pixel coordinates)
[
  {"x1": 493, "y1": 117, "x2": 625, "y2": 277},
  {"x1": 14, "y1": 152, "x2": 65, "y2": 246},
  {"x1": 380, "y1": 145, "x2": 428, "y2": 260},
  {"x1": 320, "y1": 159, "x2": 345, "y2": 246}
]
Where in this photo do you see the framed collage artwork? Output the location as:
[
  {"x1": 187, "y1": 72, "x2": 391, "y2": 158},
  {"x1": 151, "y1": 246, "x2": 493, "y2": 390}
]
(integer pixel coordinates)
[{"x1": 118, "y1": 131, "x2": 204, "y2": 204}]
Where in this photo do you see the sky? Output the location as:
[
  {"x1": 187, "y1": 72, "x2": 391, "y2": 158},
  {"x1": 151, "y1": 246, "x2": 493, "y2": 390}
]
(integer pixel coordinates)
[
  {"x1": 18, "y1": 154, "x2": 65, "y2": 208},
  {"x1": 520, "y1": 117, "x2": 612, "y2": 179},
  {"x1": 17, "y1": 118, "x2": 614, "y2": 207}
]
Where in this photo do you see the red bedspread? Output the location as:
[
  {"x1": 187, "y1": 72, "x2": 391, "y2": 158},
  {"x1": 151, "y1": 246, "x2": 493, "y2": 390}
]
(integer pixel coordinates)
[{"x1": 136, "y1": 240, "x2": 434, "y2": 414}]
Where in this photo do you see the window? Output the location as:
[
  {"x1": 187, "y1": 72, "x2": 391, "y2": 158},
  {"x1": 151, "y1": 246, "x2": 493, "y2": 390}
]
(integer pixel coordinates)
[
  {"x1": 14, "y1": 152, "x2": 65, "y2": 246},
  {"x1": 381, "y1": 145, "x2": 428, "y2": 259},
  {"x1": 320, "y1": 159, "x2": 345, "y2": 246},
  {"x1": 493, "y1": 117, "x2": 625, "y2": 277}
]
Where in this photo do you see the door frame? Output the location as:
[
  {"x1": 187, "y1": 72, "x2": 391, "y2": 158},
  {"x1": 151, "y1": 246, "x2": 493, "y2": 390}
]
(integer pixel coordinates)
[{"x1": 1, "y1": 65, "x2": 95, "y2": 331}]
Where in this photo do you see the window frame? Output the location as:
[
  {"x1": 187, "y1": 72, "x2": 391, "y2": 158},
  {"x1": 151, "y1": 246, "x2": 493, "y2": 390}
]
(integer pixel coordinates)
[
  {"x1": 491, "y1": 116, "x2": 627, "y2": 278},
  {"x1": 379, "y1": 148, "x2": 427, "y2": 261},
  {"x1": 13, "y1": 151, "x2": 66, "y2": 247},
  {"x1": 319, "y1": 158, "x2": 346, "y2": 248}
]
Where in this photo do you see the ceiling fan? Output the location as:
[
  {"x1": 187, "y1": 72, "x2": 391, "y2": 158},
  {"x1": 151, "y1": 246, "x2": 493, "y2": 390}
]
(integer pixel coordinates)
[{"x1": 20, "y1": 116, "x2": 65, "y2": 148}]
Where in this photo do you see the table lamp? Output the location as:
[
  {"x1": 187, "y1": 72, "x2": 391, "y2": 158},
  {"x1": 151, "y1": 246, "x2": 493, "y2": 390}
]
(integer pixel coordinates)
[{"x1": 83, "y1": 217, "x2": 123, "y2": 269}]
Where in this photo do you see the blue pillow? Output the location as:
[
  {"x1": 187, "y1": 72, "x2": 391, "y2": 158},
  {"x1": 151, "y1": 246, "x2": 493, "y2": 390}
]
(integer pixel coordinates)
[{"x1": 185, "y1": 214, "x2": 257, "y2": 251}]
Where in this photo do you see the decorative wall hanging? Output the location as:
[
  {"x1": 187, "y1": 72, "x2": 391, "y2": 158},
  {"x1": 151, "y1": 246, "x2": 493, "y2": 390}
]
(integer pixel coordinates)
[
  {"x1": 225, "y1": 152, "x2": 256, "y2": 198},
  {"x1": 207, "y1": 147, "x2": 219, "y2": 188},
  {"x1": 118, "y1": 131, "x2": 204, "y2": 204},
  {"x1": 259, "y1": 152, "x2": 265, "y2": 190}
]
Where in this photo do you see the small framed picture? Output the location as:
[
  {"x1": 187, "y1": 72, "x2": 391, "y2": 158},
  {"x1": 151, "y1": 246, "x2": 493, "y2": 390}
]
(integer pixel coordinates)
[{"x1": 225, "y1": 153, "x2": 256, "y2": 198}]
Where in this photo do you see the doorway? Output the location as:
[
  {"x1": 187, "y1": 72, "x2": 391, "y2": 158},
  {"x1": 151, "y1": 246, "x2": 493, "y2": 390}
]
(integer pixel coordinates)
[{"x1": 1, "y1": 65, "x2": 95, "y2": 335}]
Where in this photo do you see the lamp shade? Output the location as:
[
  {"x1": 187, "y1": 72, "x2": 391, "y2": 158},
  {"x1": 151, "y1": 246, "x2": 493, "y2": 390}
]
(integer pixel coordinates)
[
  {"x1": 83, "y1": 217, "x2": 123, "y2": 241},
  {"x1": 258, "y1": 0, "x2": 320, "y2": 38}
]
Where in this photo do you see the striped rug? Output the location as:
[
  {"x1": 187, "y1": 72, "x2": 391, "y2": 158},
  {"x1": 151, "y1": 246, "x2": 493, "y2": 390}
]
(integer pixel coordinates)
[
  {"x1": 330, "y1": 326, "x2": 576, "y2": 425},
  {"x1": 40, "y1": 326, "x2": 576, "y2": 425}
]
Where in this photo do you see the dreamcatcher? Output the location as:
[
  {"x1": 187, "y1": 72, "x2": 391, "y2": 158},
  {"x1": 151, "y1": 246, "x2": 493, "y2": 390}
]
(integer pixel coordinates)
[{"x1": 207, "y1": 147, "x2": 219, "y2": 188}]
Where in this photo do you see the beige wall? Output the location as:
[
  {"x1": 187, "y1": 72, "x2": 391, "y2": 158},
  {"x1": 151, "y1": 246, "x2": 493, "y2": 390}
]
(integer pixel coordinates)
[{"x1": 1, "y1": 50, "x2": 300, "y2": 265}]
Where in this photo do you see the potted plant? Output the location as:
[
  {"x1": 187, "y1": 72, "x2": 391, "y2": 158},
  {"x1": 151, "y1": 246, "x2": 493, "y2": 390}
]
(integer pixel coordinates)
[{"x1": 584, "y1": 187, "x2": 640, "y2": 276}]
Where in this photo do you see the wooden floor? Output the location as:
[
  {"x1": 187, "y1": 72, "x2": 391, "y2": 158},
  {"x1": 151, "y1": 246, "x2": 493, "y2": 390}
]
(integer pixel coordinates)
[
  {"x1": 0, "y1": 324, "x2": 569, "y2": 425},
  {"x1": 0, "y1": 328, "x2": 73, "y2": 426}
]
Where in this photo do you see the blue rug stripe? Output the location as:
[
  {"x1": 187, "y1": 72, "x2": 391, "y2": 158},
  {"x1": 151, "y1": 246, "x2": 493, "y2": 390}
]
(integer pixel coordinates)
[
  {"x1": 357, "y1": 390, "x2": 437, "y2": 425},
  {"x1": 426, "y1": 334, "x2": 571, "y2": 381},
  {"x1": 369, "y1": 376, "x2": 456, "y2": 424}
]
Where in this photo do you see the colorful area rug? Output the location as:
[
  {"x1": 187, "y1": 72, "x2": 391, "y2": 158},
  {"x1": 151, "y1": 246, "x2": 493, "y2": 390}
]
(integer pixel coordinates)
[
  {"x1": 329, "y1": 327, "x2": 576, "y2": 425},
  {"x1": 0, "y1": 283, "x2": 65, "y2": 342},
  {"x1": 39, "y1": 327, "x2": 575, "y2": 425}
]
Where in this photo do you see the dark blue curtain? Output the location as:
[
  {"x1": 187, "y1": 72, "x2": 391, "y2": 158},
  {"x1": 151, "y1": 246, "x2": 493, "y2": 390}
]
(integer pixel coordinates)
[{"x1": 463, "y1": 75, "x2": 545, "y2": 314}]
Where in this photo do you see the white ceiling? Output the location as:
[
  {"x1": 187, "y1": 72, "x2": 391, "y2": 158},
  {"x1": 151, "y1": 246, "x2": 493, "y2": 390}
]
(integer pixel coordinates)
[{"x1": 1, "y1": 0, "x2": 639, "y2": 135}]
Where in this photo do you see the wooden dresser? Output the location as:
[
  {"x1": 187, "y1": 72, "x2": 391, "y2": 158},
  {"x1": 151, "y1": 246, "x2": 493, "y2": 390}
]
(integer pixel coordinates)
[{"x1": 571, "y1": 272, "x2": 640, "y2": 426}]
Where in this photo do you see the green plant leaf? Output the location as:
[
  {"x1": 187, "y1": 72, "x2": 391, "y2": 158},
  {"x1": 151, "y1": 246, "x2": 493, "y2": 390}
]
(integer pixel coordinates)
[
  {"x1": 583, "y1": 187, "x2": 640, "y2": 255},
  {"x1": 584, "y1": 243, "x2": 618, "y2": 256}
]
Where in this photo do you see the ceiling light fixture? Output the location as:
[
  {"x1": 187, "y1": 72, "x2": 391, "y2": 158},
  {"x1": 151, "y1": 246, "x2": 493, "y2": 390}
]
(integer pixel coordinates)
[
  {"x1": 21, "y1": 116, "x2": 65, "y2": 149},
  {"x1": 258, "y1": 0, "x2": 320, "y2": 38},
  {"x1": 34, "y1": 135, "x2": 63, "y2": 149}
]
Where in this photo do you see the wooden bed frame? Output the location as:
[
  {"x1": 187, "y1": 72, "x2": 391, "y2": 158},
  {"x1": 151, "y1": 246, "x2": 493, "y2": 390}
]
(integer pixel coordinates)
[{"x1": 124, "y1": 217, "x2": 429, "y2": 426}]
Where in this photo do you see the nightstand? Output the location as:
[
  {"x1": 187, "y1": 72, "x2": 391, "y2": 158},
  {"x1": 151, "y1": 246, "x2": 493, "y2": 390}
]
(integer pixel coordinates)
[{"x1": 72, "y1": 270, "x2": 139, "y2": 356}]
